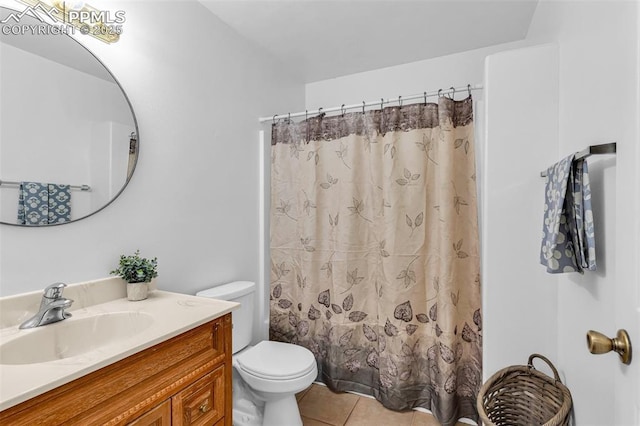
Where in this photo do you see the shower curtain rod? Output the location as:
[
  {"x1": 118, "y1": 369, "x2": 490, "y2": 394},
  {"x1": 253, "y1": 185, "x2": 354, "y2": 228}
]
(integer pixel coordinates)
[{"x1": 259, "y1": 83, "x2": 483, "y2": 123}]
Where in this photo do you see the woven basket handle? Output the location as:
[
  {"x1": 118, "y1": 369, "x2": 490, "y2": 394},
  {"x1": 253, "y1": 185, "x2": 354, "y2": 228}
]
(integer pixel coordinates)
[{"x1": 528, "y1": 353, "x2": 561, "y2": 382}]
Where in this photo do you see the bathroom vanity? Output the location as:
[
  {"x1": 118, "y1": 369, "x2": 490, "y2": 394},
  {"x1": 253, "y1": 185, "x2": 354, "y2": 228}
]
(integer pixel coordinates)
[{"x1": 0, "y1": 279, "x2": 238, "y2": 425}]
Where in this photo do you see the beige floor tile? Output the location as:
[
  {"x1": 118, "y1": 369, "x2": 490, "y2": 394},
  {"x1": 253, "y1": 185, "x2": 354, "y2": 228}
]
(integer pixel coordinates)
[
  {"x1": 298, "y1": 384, "x2": 359, "y2": 426},
  {"x1": 296, "y1": 384, "x2": 313, "y2": 402},
  {"x1": 302, "y1": 416, "x2": 334, "y2": 426},
  {"x1": 411, "y1": 410, "x2": 441, "y2": 426},
  {"x1": 345, "y1": 396, "x2": 414, "y2": 426}
]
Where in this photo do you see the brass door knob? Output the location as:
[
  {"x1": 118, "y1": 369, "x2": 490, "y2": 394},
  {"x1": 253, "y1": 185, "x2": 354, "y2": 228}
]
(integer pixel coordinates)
[{"x1": 586, "y1": 329, "x2": 632, "y2": 365}]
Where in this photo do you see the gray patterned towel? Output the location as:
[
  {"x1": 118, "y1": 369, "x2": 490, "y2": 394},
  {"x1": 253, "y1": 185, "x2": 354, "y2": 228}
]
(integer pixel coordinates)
[
  {"x1": 540, "y1": 155, "x2": 596, "y2": 273},
  {"x1": 18, "y1": 182, "x2": 71, "y2": 225}
]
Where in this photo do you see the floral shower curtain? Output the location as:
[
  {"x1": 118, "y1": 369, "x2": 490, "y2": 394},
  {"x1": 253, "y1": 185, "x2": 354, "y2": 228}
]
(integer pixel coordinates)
[{"x1": 269, "y1": 96, "x2": 482, "y2": 425}]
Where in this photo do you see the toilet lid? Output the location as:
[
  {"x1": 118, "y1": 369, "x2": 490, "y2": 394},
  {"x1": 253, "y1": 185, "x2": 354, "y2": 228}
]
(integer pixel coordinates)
[{"x1": 236, "y1": 341, "x2": 316, "y2": 380}]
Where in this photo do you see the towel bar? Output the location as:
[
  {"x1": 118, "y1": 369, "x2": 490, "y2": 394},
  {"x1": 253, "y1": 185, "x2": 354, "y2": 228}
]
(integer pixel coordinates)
[
  {"x1": 540, "y1": 142, "x2": 616, "y2": 177},
  {"x1": 0, "y1": 180, "x2": 91, "y2": 191}
]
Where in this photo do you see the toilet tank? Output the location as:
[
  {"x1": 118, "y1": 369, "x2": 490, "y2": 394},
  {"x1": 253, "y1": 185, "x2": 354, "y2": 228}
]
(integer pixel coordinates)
[{"x1": 196, "y1": 281, "x2": 255, "y2": 354}]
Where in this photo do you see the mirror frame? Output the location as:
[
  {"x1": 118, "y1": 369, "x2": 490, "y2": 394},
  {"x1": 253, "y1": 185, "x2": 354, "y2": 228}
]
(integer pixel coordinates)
[{"x1": 0, "y1": 6, "x2": 139, "y2": 227}]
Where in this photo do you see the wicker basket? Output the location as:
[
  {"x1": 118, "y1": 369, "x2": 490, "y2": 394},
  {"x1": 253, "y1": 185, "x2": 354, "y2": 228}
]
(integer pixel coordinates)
[{"x1": 477, "y1": 354, "x2": 572, "y2": 426}]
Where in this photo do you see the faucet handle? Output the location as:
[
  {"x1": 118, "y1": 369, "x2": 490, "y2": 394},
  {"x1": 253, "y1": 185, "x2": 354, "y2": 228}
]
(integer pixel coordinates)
[{"x1": 43, "y1": 282, "x2": 67, "y2": 299}]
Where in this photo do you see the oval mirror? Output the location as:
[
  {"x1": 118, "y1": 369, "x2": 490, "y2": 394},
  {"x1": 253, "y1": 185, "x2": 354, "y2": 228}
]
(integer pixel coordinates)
[{"x1": 0, "y1": 6, "x2": 138, "y2": 226}]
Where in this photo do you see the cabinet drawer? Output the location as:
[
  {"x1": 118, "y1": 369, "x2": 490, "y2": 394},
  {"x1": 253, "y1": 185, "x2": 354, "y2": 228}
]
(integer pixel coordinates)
[
  {"x1": 127, "y1": 400, "x2": 171, "y2": 426},
  {"x1": 172, "y1": 366, "x2": 225, "y2": 426}
]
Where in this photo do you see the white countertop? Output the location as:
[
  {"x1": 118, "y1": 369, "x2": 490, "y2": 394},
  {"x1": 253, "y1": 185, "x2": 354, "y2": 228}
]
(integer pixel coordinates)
[{"x1": 0, "y1": 283, "x2": 238, "y2": 411}]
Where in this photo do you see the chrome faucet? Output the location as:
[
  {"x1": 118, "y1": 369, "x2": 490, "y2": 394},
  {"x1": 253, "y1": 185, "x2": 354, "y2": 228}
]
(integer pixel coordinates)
[{"x1": 19, "y1": 282, "x2": 73, "y2": 329}]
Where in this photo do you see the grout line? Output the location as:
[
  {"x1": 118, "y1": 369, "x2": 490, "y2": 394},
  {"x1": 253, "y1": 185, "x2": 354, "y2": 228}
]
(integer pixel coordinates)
[
  {"x1": 297, "y1": 385, "x2": 311, "y2": 403},
  {"x1": 342, "y1": 396, "x2": 361, "y2": 426}
]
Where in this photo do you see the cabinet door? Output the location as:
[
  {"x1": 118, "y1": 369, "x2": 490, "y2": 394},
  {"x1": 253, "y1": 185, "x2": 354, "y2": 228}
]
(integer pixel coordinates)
[
  {"x1": 128, "y1": 400, "x2": 171, "y2": 426},
  {"x1": 172, "y1": 366, "x2": 225, "y2": 426}
]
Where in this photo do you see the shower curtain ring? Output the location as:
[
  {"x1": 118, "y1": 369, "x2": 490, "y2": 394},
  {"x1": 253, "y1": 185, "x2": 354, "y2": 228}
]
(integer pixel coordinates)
[
  {"x1": 381, "y1": 98, "x2": 384, "y2": 110},
  {"x1": 467, "y1": 84, "x2": 472, "y2": 97},
  {"x1": 305, "y1": 110, "x2": 308, "y2": 120},
  {"x1": 438, "y1": 89, "x2": 443, "y2": 98},
  {"x1": 273, "y1": 114, "x2": 278, "y2": 124},
  {"x1": 398, "y1": 96, "x2": 402, "y2": 108},
  {"x1": 424, "y1": 91, "x2": 427, "y2": 105},
  {"x1": 288, "y1": 112, "x2": 291, "y2": 122},
  {"x1": 341, "y1": 104, "x2": 346, "y2": 116},
  {"x1": 449, "y1": 86, "x2": 455, "y2": 100},
  {"x1": 362, "y1": 101, "x2": 366, "y2": 115},
  {"x1": 318, "y1": 107, "x2": 323, "y2": 117}
]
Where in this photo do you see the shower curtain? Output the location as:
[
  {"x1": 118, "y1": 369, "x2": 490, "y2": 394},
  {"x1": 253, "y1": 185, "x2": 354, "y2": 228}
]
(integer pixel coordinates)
[{"x1": 269, "y1": 96, "x2": 481, "y2": 425}]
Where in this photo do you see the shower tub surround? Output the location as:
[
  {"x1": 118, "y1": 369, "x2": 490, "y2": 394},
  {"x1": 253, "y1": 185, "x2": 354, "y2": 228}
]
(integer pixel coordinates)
[{"x1": 0, "y1": 277, "x2": 238, "y2": 411}]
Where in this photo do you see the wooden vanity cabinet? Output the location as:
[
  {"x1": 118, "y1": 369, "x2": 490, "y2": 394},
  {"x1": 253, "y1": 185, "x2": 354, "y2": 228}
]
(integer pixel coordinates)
[{"x1": 0, "y1": 314, "x2": 233, "y2": 426}]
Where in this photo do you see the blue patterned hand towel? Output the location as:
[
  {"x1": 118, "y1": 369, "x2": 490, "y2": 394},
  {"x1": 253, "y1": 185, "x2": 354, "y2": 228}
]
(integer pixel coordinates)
[
  {"x1": 540, "y1": 155, "x2": 596, "y2": 273},
  {"x1": 18, "y1": 182, "x2": 71, "y2": 225}
]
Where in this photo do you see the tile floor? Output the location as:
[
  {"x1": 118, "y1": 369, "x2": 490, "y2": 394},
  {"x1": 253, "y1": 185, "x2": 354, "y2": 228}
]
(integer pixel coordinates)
[{"x1": 296, "y1": 383, "x2": 470, "y2": 426}]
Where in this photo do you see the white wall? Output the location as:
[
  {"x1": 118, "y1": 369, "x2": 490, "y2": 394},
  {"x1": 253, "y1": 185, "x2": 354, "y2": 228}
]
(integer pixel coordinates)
[
  {"x1": 483, "y1": 43, "x2": 560, "y2": 378},
  {"x1": 0, "y1": 0, "x2": 305, "y2": 324},
  {"x1": 522, "y1": 2, "x2": 639, "y2": 424},
  {"x1": 486, "y1": 1, "x2": 639, "y2": 424},
  {"x1": 89, "y1": 121, "x2": 131, "y2": 210},
  {"x1": 306, "y1": 41, "x2": 524, "y2": 110}
]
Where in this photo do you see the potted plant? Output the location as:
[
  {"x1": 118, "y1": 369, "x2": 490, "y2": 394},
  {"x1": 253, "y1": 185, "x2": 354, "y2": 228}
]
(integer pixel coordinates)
[{"x1": 110, "y1": 250, "x2": 158, "y2": 301}]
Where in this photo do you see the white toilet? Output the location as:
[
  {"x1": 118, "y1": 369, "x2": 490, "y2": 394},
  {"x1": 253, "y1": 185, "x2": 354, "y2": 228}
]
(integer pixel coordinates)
[{"x1": 197, "y1": 281, "x2": 317, "y2": 426}]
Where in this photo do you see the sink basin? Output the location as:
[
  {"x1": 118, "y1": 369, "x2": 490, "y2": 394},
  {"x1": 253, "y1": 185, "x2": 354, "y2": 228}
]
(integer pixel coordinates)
[{"x1": 0, "y1": 312, "x2": 154, "y2": 365}]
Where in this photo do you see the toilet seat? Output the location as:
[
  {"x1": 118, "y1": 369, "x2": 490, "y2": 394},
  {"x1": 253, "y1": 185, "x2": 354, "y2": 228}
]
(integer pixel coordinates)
[{"x1": 236, "y1": 341, "x2": 316, "y2": 380}]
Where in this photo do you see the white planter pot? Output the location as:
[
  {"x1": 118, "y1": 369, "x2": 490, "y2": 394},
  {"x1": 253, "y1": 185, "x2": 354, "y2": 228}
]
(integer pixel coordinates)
[{"x1": 127, "y1": 282, "x2": 149, "y2": 301}]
